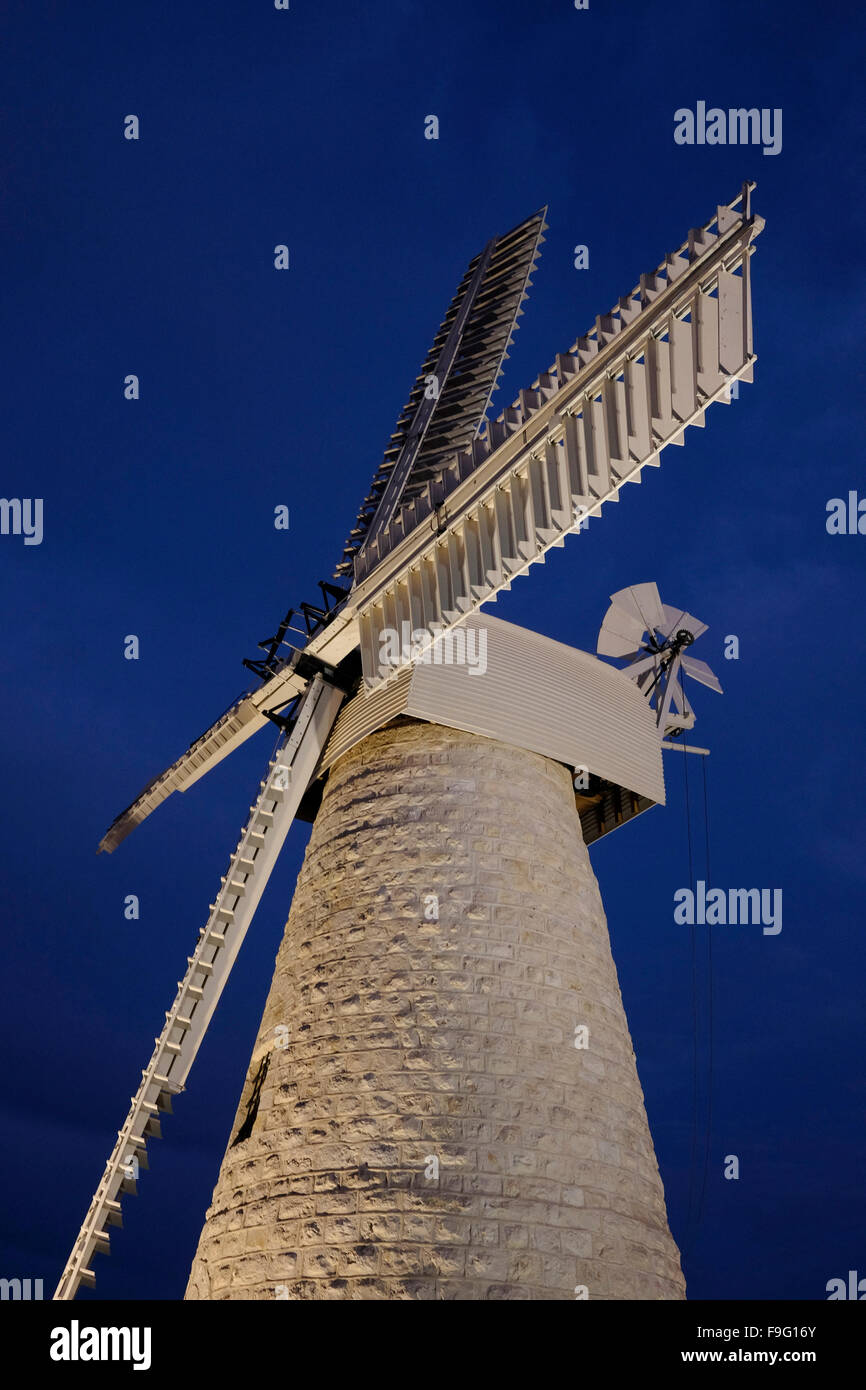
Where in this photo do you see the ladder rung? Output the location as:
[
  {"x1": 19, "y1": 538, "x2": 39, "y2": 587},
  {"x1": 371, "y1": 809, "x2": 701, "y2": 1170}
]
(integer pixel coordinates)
[
  {"x1": 105, "y1": 1201, "x2": 123, "y2": 1228},
  {"x1": 187, "y1": 957, "x2": 214, "y2": 976}
]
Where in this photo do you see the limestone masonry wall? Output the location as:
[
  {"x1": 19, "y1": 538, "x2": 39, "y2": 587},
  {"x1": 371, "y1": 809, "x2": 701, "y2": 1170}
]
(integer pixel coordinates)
[{"x1": 185, "y1": 720, "x2": 685, "y2": 1300}]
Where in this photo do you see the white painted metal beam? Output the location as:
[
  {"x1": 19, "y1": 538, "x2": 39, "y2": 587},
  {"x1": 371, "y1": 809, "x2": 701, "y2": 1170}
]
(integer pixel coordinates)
[
  {"x1": 353, "y1": 191, "x2": 762, "y2": 686},
  {"x1": 55, "y1": 676, "x2": 345, "y2": 1300}
]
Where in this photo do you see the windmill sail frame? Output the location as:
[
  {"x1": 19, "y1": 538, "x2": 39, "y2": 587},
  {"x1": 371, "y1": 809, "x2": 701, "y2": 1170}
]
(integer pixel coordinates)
[
  {"x1": 352, "y1": 184, "x2": 762, "y2": 687},
  {"x1": 56, "y1": 675, "x2": 345, "y2": 1300},
  {"x1": 335, "y1": 208, "x2": 547, "y2": 579}
]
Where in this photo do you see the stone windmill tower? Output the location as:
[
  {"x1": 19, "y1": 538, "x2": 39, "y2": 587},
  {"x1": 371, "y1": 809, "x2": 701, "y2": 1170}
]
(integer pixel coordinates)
[{"x1": 56, "y1": 185, "x2": 763, "y2": 1302}]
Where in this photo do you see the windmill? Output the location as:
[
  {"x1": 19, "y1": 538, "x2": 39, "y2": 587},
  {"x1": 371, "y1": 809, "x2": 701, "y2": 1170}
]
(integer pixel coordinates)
[{"x1": 55, "y1": 184, "x2": 763, "y2": 1302}]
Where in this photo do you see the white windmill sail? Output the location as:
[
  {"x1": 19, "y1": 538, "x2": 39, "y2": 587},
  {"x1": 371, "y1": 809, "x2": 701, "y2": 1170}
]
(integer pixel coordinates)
[
  {"x1": 97, "y1": 660, "x2": 311, "y2": 853},
  {"x1": 597, "y1": 583, "x2": 667, "y2": 658},
  {"x1": 353, "y1": 184, "x2": 763, "y2": 687},
  {"x1": 678, "y1": 654, "x2": 723, "y2": 693},
  {"x1": 97, "y1": 211, "x2": 548, "y2": 854},
  {"x1": 337, "y1": 208, "x2": 548, "y2": 579},
  {"x1": 55, "y1": 675, "x2": 344, "y2": 1300}
]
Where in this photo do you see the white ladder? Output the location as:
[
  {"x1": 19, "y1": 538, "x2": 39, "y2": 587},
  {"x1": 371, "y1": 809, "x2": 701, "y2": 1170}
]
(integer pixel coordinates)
[{"x1": 54, "y1": 674, "x2": 345, "y2": 1300}]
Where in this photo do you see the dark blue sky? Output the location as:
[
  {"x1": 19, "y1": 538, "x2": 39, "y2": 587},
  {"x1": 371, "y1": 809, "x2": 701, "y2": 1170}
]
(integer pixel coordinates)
[{"x1": 2, "y1": 0, "x2": 864, "y2": 1301}]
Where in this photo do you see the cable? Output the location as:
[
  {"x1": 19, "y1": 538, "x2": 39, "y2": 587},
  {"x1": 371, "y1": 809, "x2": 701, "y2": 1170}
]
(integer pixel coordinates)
[
  {"x1": 682, "y1": 741, "x2": 699, "y2": 1250},
  {"x1": 702, "y1": 755, "x2": 712, "y2": 889},
  {"x1": 679, "y1": 681, "x2": 716, "y2": 1265},
  {"x1": 694, "y1": 756, "x2": 714, "y2": 1232},
  {"x1": 682, "y1": 733, "x2": 694, "y2": 889}
]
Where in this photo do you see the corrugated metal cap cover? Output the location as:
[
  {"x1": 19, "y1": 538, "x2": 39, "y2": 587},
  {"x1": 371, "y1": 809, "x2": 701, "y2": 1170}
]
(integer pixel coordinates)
[
  {"x1": 322, "y1": 665, "x2": 414, "y2": 774},
  {"x1": 322, "y1": 613, "x2": 665, "y2": 808}
]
